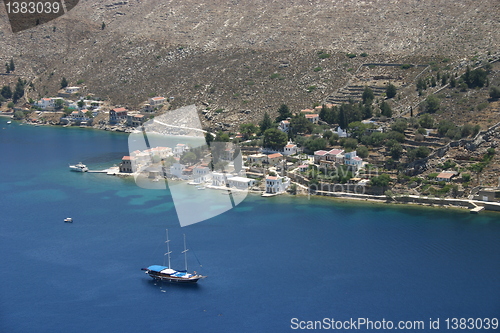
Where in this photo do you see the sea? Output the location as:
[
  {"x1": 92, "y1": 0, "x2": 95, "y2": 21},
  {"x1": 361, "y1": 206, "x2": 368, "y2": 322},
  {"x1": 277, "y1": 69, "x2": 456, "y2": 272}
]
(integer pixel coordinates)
[{"x1": 0, "y1": 117, "x2": 499, "y2": 333}]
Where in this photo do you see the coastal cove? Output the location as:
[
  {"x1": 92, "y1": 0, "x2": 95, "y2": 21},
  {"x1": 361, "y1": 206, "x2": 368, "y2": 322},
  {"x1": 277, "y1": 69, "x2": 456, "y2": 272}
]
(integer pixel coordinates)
[{"x1": 0, "y1": 118, "x2": 499, "y2": 333}]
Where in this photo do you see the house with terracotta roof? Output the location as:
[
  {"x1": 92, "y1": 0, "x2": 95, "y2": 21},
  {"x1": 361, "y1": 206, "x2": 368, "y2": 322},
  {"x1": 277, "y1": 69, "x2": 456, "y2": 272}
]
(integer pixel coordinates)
[
  {"x1": 267, "y1": 152, "x2": 283, "y2": 165},
  {"x1": 313, "y1": 150, "x2": 329, "y2": 163},
  {"x1": 149, "y1": 96, "x2": 166, "y2": 106},
  {"x1": 283, "y1": 143, "x2": 297, "y2": 156},
  {"x1": 300, "y1": 108, "x2": 315, "y2": 114},
  {"x1": 305, "y1": 114, "x2": 319, "y2": 124},
  {"x1": 109, "y1": 107, "x2": 128, "y2": 124},
  {"x1": 344, "y1": 151, "x2": 363, "y2": 170},
  {"x1": 325, "y1": 149, "x2": 345, "y2": 163},
  {"x1": 126, "y1": 113, "x2": 146, "y2": 127},
  {"x1": 265, "y1": 175, "x2": 290, "y2": 194},
  {"x1": 436, "y1": 171, "x2": 458, "y2": 182},
  {"x1": 247, "y1": 153, "x2": 268, "y2": 165},
  {"x1": 119, "y1": 156, "x2": 135, "y2": 173}
]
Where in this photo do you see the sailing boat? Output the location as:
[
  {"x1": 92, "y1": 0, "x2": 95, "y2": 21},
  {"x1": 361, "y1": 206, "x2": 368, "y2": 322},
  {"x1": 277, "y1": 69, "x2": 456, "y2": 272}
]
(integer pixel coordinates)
[{"x1": 142, "y1": 230, "x2": 206, "y2": 283}]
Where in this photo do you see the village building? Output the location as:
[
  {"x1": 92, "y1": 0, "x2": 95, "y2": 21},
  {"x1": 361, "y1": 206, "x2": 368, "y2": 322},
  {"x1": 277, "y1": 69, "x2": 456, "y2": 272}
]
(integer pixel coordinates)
[
  {"x1": 305, "y1": 114, "x2": 319, "y2": 124},
  {"x1": 149, "y1": 96, "x2": 166, "y2": 107},
  {"x1": 265, "y1": 175, "x2": 290, "y2": 194},
  {"x1": 173, "y1": 143, "x2": 189, "y2": 156},
  {"x1": 436, "y1": 171, "x2": 458, "y2": 182},
  {"x1": 247, "y1": 153, "x2": 268, "y2": 165},
  {"x1": 267, "y1": 153, "x2": 283, "y2": 165},
  {"x1": 170, "y1": 163, "x2": 186, "y2": 178},
  {"x1": 193, "y1": 165, "x2": 211, "y2": 183},
  {"x1": 119, "y1": 156, "x2": 135, "y2": 173},
  {"x1": 211, "y1": 172, "x2": 231, "y2": 186},
  {"x1": 126, "y1": 112, "x2": 146, "y2": 127},
  {"x1": 65, "y1": 86, "x2": 80, "y2": 94},
  {"x1": 283, "y1": 144, "x2": 297, "y2": 156},
  {"x1": 325, "y1": 149, "x2": 344, "y2": 163},
  {"x1": 227, "y1": 176, "x2": 256, "y2": 190},
  {"x1": 278, "y1": 120, "x2": 290, "y2": 133},
  {"x1": 344, "y1": 151, "x2": 363, "y2": 170},
  {"x1": 313, "y1": 150, "x2": 329, "y2": 164},
  {"x1": 109, "y1": 107, "x2": 128, "y2": 124}
]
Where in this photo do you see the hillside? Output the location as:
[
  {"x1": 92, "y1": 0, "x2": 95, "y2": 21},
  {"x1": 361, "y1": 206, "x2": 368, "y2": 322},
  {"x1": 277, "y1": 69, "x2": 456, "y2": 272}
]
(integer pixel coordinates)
[{"x1": 0, "y1": 0, "x2": 499, "y2": 127}]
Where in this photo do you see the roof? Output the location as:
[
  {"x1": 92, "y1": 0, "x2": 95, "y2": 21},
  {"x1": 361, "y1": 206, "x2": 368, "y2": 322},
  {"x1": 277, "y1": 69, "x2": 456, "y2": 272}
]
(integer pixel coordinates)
[
  {"x1": 147, "y1": 265, "x2": 168, "y2": 272},
  {"x1": 281, "y1": 120, "x2": 290, "y2": 124},
  {"x1": 266, "y1": 176, "x2": 278, "y2": 180},
  {"x1": 122, "y1": 156, "x2": 135, "y2": 160},
  {"x1": 151, "y1": 97, "x2": 165, "y2": 100},
  {"x1": 314, "y1": 150, "x2": 328, "y2": 156},
  {"x1": 353, "y1": 156, "x2": 363, "y2": 161},
  {"x1": 305, "y1": 113, "x2": 319, "y2": 118},
  {"x1": 285, "y1": 144, "x2": 296, "y2": 148},
  {"x1": 298, "y1": 164, "x2": 309, "y2": 168},
  {"x1": 437, "y1": 171, "x2": 456, "y2": 179},
  {"x1": 327, "y1": 149, "x2": 343, "y2": 155},
  {"x1": 112, "y1": 107, "x2": 127, "y2": 112},
  {"x1": 228, "y1": 176, "x2": 254, "y2": 183},
  {"x1": 301, "y1": 109, "x2": 314, "y2": 113},
  {"x1": 268, "y1": 153, "x2": 283, "y2": 159}
]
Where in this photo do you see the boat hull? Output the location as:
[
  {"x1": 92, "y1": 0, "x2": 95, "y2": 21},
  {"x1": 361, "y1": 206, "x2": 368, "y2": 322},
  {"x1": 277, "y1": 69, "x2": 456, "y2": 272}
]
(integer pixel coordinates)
[{"x1": 142, "y1": 268, "x2": 206, "y2": 284}]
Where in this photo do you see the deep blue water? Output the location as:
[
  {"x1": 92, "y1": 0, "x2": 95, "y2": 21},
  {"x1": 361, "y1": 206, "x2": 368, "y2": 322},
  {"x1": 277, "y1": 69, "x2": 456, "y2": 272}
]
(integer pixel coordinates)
[{"x1": 0, "y1": 118, "x2": 499, "y2": 333}]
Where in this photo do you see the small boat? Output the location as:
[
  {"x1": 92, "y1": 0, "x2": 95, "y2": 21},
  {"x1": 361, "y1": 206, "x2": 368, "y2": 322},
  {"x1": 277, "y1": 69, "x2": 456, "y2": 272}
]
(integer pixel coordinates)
[
  {"x1": 64, "y1": 217, "x2": 73, "y2": 223},
  {"x1": 142, "y1": 230, "x2": 206, "y2": 284},
  {"x1": 7, "y1": 121, "x2": 12, "y2": 124},
  {"x1": 69, "y1": 162, "x2": 88, "y2": 172}
]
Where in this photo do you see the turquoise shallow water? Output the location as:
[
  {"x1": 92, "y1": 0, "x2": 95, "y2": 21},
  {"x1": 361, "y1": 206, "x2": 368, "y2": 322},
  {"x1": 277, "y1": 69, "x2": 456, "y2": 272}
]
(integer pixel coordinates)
[{"x1": 0, "y1": 118, "x2": 499, "y2": 332}]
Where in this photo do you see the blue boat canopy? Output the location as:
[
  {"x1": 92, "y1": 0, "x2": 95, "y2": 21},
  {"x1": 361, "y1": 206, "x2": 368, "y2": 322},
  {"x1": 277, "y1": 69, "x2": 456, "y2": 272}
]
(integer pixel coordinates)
[{"x1": 147, "y1": 265, "x2": 168, "y2": 272}]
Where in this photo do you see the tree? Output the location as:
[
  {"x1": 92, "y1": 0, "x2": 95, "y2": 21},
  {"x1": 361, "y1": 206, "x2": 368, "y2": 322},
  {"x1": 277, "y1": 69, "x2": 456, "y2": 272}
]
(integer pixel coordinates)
[
  {"x1": 85, "y1": 110, "x2": 93, "y2": 118},
  {"x1": 362, "y1": 86, "x2": 374, "y2": 105},
  {"x1": 356, "y1": 145, "x2": 369, "y2": 158},
  {"x1": 342, "y1": 138, "x2": 358, "y2": 151},
  {"x1": 9, "y1": 58, "x2": 15, "y2": 72},
  {"x1": 290, "y1": 113, "x2": 313, "y2": 135},
  {"x1": 390, "y1": 143, "x2": 403, "y2": 159},
  {"x1": 370, "y1": 174, "x2": 391, "y2": 188},
  {"x1": 13, "y1": 110, "x2": 24, "y2": 120},
  {"x1": 53, "y1": 99, "x2": 64, "y2": 110},
  {"x1": 101, "y1": 22, "x2": 106, "y2": 30},
  {"x1": 77, "y1": 100, "x2": 85, "y2": 108},
  {"x1": 263, "y1": 128, "x2": 288, "y2": 151},
  {"x1": 380, "y1": 101, "x2": 392, "y2": 117},
  {"x1": 60, "y1": 77, "x2": 68, "y2": 89},
  {"x1": 12, "y1": 78, "x2": 25, "y2": 103},
  {"x1": 419, "y1": 113, "x2": 434, "y2": 128},
  {"x1": 391, "y1": 119, "x2": 408, "y2": 133},
  {"x1": 425, "y1": 95, "x2": 440, "y2": 113},
  {"x1": 239, "y1": 123, "x2": 258, "y2": 140},
  {"x1": 180, "y1": 151, "x2": 198, "y2": 165},
  {"x1": 1, "y1": 85, "x2": 12, "y2": 99},
  {"x1": 205, "y1": 132, "x2": 214, "y2": 146},
  {"x1": 259, "y1": 112, "x2": 273, "y2": 133},
  {"x1": 276, "y1": 104, "x2": 292, "y2": 122},
  {"x1": 489, "y1": 86, "x2": 500, "y2": 99},
  {"x1": 215, "y1": 131, "x2": 230, "y2": 142},
  {"x1": 5, "y1": 63, "x2": 9, "y2": 74},
  {"x1": 386, "y1": 83, "x2": 397, "y2": 99}
]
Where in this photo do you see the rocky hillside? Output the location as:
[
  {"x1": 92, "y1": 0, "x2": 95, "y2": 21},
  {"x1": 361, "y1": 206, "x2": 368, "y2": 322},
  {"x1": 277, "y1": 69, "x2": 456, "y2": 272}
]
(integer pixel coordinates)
[{"x1": 0, "y1": 0, "x2": 499, "y2": 124}]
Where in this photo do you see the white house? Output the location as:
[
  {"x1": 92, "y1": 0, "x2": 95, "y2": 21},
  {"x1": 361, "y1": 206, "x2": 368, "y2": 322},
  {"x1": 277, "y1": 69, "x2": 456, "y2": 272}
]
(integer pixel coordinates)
[
  {"x1": 265, "y1": 176, "x2": 290, "y2": 194},
  {"x1": 344, "y1": 151, "x2": 363, "y2": 170},
  {"x1": 278, "y1": 120, "x2": 290, "y2": 133},
  {"x1": 247, "y1": 153, "x2": 268, "y2": 165},
  {"x1": 173, "y1": 143, "x2": 189, "y2": 156},
  {"x1": 283, "y1": 143, "x2": 297, "y2": 156},
  {"x1": 149, "y1": 96, "x2": 166, "y2": 106},
  {"x1": 211, "y1": 172, "x2": 232, "y2": 187},
  {"x1": 119, "y1": 156, "x2": 135, "y2": 173},
  {"x1": 193, "y1": 165, "x2": 211, "y2": 183},
  {"x1": 305, "y1": 114, "x2": 319, "y2": 124},
  {"x1": 65, "y1": 86, "x2": 80, "y2": 94},
  {"x1": 337, "y1": 127, "x2": 348, "y2": 138},
  {"x1": 227, "y1": 176, "x2": 256, "y2": 190},
  {"x1": 170, "y1": 163, "x2": 186, "y2": 178}
]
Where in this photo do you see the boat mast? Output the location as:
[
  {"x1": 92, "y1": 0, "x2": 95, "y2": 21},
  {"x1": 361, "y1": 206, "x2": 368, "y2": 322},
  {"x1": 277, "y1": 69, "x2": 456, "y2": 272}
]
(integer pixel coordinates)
[
  {"x1": 182, "y1": 234, "x2": 189, "y2": 271},
  {"x1": 163, "y1": 229, "x2": 172, "y2": 268}
]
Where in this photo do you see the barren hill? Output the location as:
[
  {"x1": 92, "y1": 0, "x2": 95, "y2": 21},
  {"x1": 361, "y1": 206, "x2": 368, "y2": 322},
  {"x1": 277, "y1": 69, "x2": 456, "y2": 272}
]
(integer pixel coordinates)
[{"x1": 0, "y1": 0, "x2": 499, "y2": 123}]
